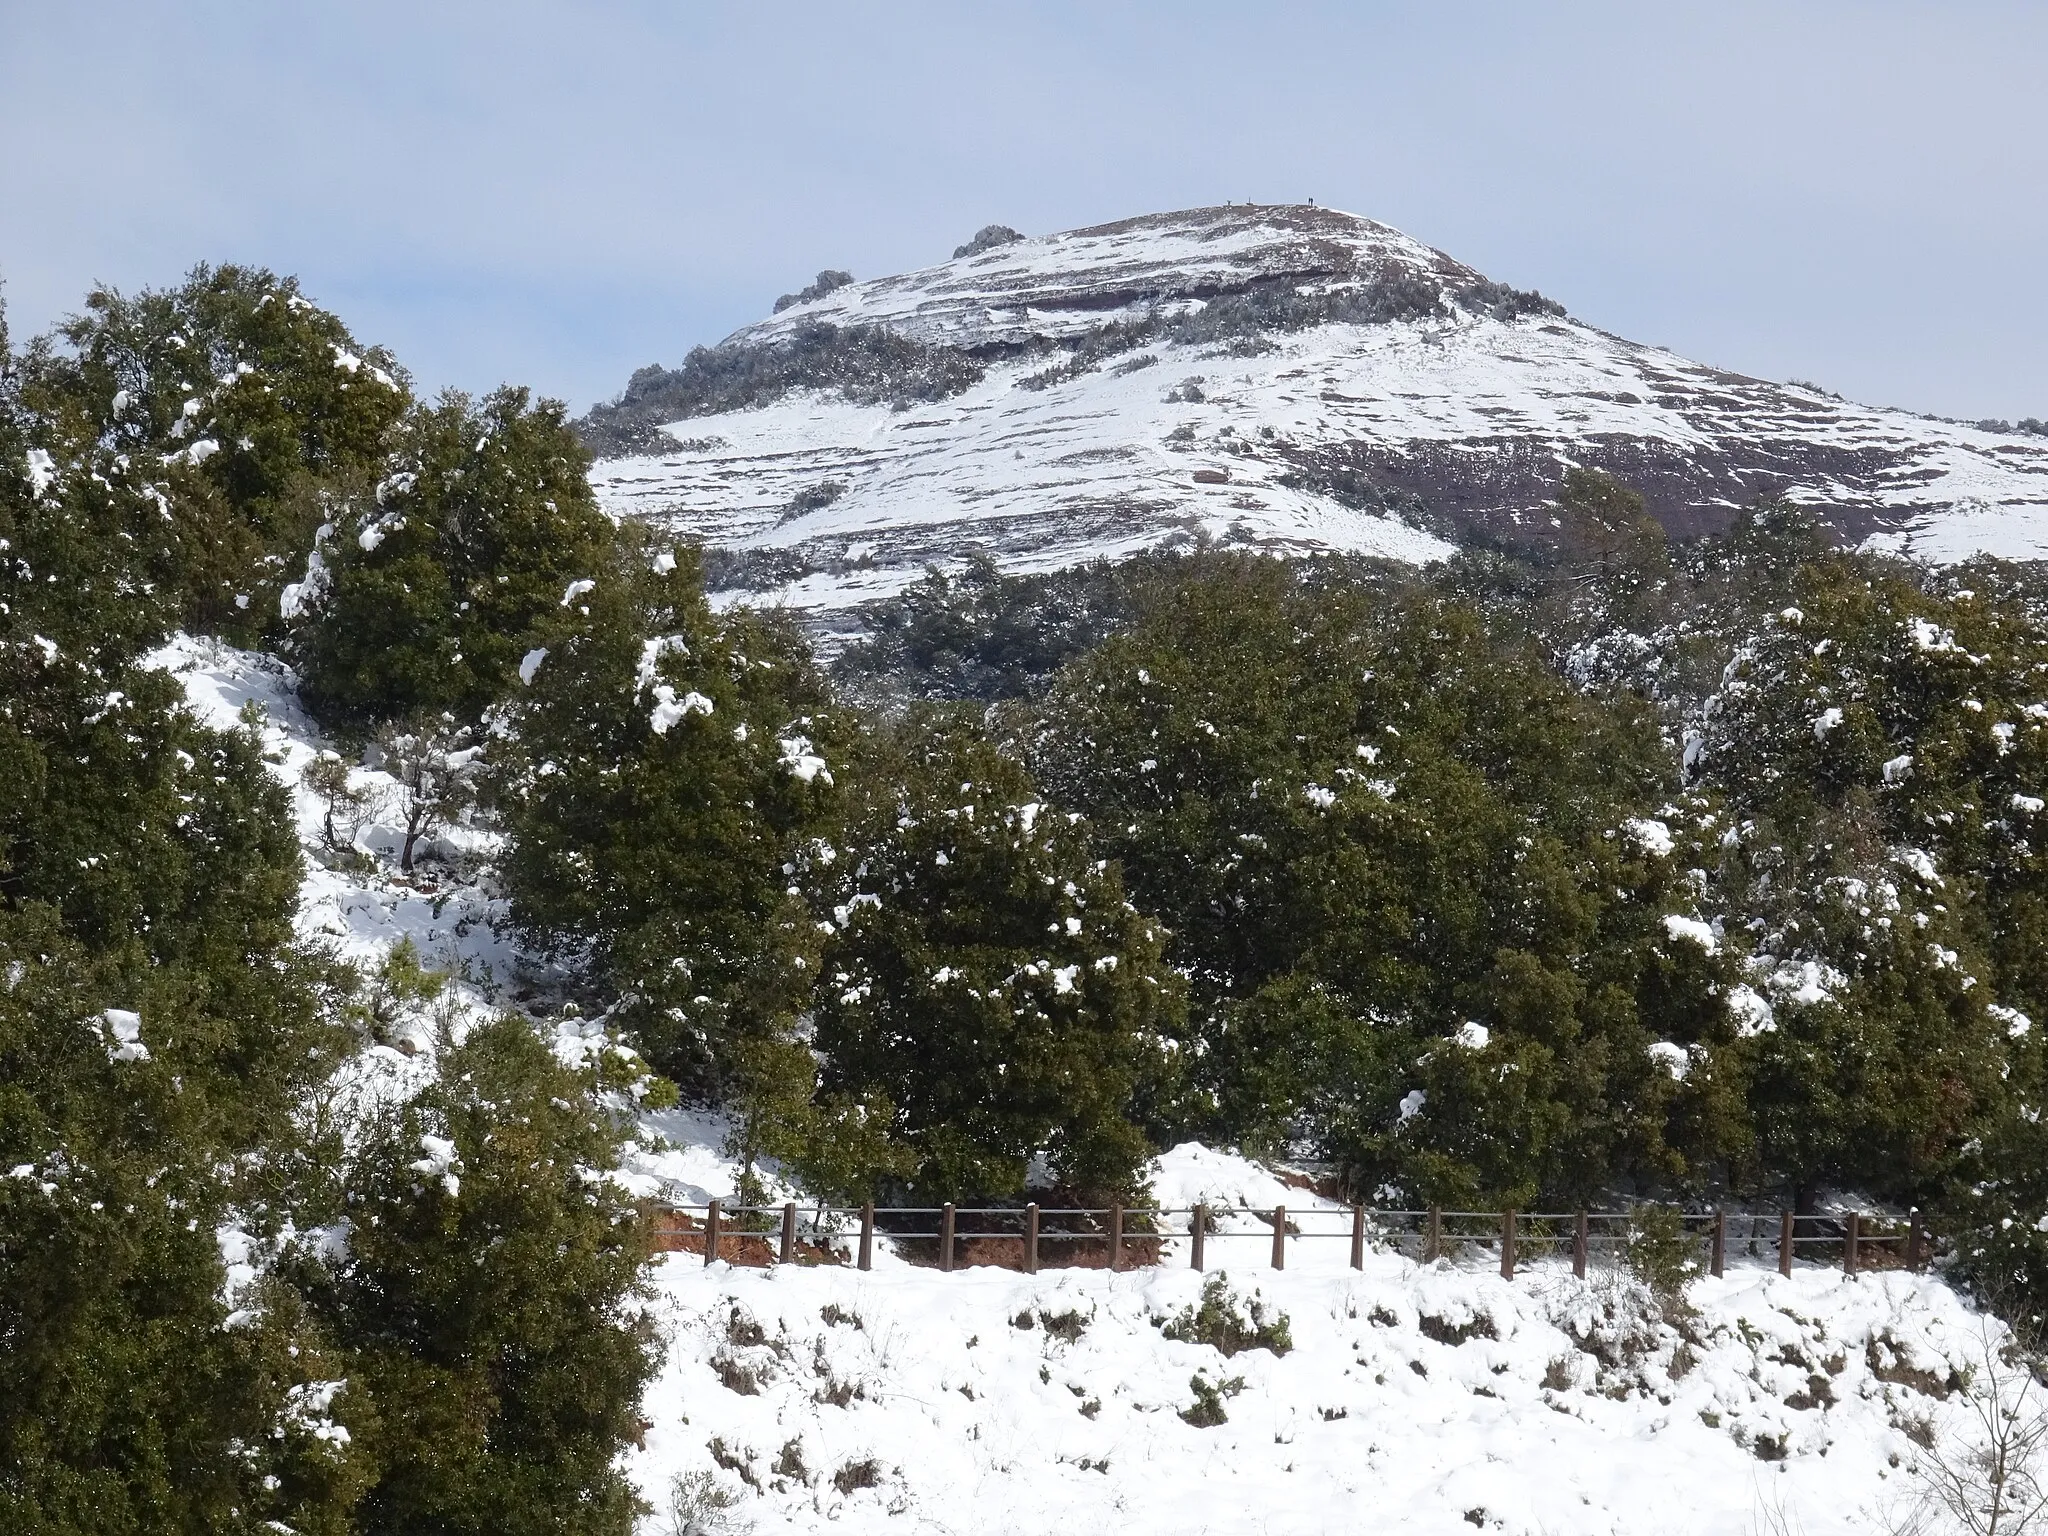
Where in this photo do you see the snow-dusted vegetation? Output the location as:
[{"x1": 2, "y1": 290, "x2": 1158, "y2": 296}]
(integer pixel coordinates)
[{"x1": 14, "y1": 230, "x2": 2048, "y2": 1536}]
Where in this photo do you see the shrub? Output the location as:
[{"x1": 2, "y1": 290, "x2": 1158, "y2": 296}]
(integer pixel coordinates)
[
  {"x1": 292, "y1": 385, "x2": 613, "y2": 729},
  {"x1": 812, "y1": 713, "x2": 1182, "y2": 1200},
  {"x1": 311, "y1": 1017, "x2": 657, "y2": 1536},
  {"x1": 1179, "y1": 1370, "x2": 1245, "y2": 1427},
  {"x1": 1623, "y1": 1204, "x2": 1701, "y2": 1301},
  {"x1": 1160, "y1": 1275, "x2": 1293, "y2": 1357}
]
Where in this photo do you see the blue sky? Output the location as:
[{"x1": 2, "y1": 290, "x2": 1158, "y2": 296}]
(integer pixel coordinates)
[{"x1": 3, "y1": 2, "x2": 2042, "y2": 419}]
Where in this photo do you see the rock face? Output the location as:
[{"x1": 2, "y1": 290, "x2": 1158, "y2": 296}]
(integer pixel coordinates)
[{"x1": 583, "y1": 204, "x2": 2048, "y2": 614}]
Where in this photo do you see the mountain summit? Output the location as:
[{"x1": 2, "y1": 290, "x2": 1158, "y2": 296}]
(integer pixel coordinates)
[{"x1": 582, "y1": 205, "x2": 2048, "y2": 614}]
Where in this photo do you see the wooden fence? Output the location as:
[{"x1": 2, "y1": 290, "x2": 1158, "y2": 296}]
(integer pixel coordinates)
[{"x1": 648, "y1": 1200, "x2": 1929, "y2": 1279}]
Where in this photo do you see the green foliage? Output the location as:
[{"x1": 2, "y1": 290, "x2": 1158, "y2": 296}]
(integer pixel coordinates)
[
  {"x1": 491, "y1": 536, "x2": 841, "y2": 1093},
  {"x1": 1028, "y1": 555, "x2": 1740, "y2": 1205},
  {"x1": 309, "y1": 1017, "x2": 656, "y2": 1536},
  {"x1": 1178, "y1": 1369, "x2": 1245, "y2": 1427},
  {"x1": 0, "y1": 643, "x2": 358, "y2": 1531},
  {"x1": 1945, "y1": 1102, "x2": 2048, "y2": 1321},
  {"x1": 1159, "y1": 1274, "x2": 1293, "y2": 1357},
  {"x1": 812, "y1": 714, "x2": 1184, "y2": 1200},
  {"x1": 832, "y1": 554, "x2": 1138, "y2": 703},
  {"x1": 3, "y1": 277, "x2": 665, "y2": 1535},
  {"x1": 1684, "y1": 537, "x2": 2033, "y2": 1199},
  {"x1": 18, "y1": 264, "x2": 409, "y2": 640},
  {"x1": 1622, "y1": 1204, "x2": 1701, "y2": 1301},
  {"x1": 292, "y1": 386, "x2": 613, "y2": 728},
  {"x1": 1554, "y1": 466, "x2": 1669, "y2": 598},
  {"x1": 372, "y1": 715, "x2": 480, "y2": 874}
]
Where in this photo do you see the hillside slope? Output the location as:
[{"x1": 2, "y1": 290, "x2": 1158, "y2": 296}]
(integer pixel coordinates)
[
  {"x1": 633, "y1": 1150, "x2": 1993, "y2": 1536},
  {"x1": 584, "y1": 206, "x2": 2048, "y2": 616}
]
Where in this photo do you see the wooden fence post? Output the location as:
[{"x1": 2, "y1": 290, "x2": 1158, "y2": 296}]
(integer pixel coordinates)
[
  {"x1": 1779, "y1": 1209, "x2": 1794, "y2": 1276},
  {"x1": 1024, "y1": 1203, "x2": 1040, "y2": 1275},
  {"x1": 1711, "y1": 1208, "x2": 1726, "y2": 1279},
  {"x1": 1350, "y1": 1205, "x2": 1366, "y2": 1271},
  {"x1": 1908, "y1": 1208, "x2": 1925, "y2": 1272},
  {"x1": 858, "y1": 1202, "x2": 874, "y2": 1272},
  {"x1": 940, "y1": 1203, "x2": 956, "y2": 1273},
  {"x1": 1845, "y1": 1212, "x2": 1860, "y2": 1276},
  {"x1": 704, "y1": 1199, "x2": 721, "y2": 1267},
  {"x1": 1573, "y1": 1211, "x2": 1589, "y2": 1279},
  {"x1": 1272, "y1": 1205, "x2": 1286, "y2": 1270},
  {"x1": 1191, "y1": 1204, "x2": 1207, "y2": 1272},
  {"x1": 1500, "y1": 1210, "x2": 1517, "y2": 1280},
  {"x1": 780, "y1": 1202, "x2": 797, "y2": 1266},
  {"x1": 1108, "y1": 1201, "x2": 1123, "y2": 1273},
  {"x1": 1426, "y1": 1206, "x2": 1442, "y2": 1265}
]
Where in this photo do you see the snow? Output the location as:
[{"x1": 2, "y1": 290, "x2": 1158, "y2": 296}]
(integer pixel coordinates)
[
  {"x1": 1662, "y1": 914, "x2": 1719, "y2": 953},
  {"x1": 1990, "y1": 1004, "x2": 2033, "y2": 1039},
  {"x1": 589, "y1": 207, "x2": 2048, "y2": 616},
  {"x1": 1893, "y1": 848, "x2": 1940, "y2": 884},
  {"x1": 1647, "y1": 1040, "x2": 1691, "y2": 1080},
  {"x1": 99, "y1": 1007, "x2": 149, "y2": 1063},
  {"x1": 142, "y1": 637, "x2": 530, "y2": 1087},
  {"x1": 1624, "y1": 817, "x2": 1674, "y2": 856},
  {"x1": 1909, "y1": 617, "x2": 1959, "y2": 654},
  {"x1": 407, "y1": 1133, "x2": 462, "y2": 1197},
  {"x1": 23, "y1": 447, "x2": 56, "y2": 498},
  {"x1": 519, "y1": 646, "x2": 548, "y2": 684},
  {"x1": 130, "y1": 635, "x2": 2033, "y2": 1536},
  {"x1": 1758, "y1": 959, "x2": 1850, "y2": 1009},
  {"x1": 1454, "y1": 1021, "x2": 1490, "y2": 1050},
  {"x1": 649, "y1": 686, "x2": 714, "y2": 734},
  {"x1": 1726, "y1": 985, "x2": 1776, "y2": 1037},
  {"x1": 629, "y1": 1173, "x2": 2004, "y2": 1536},
  {"x1": 1813, "y1": 706, "x2": 1844, "y2": 740},
  {"x1": 776, "y1": 734, "x2": 831, "y2": 783},
  {"x1": 281, "y1": 1379, "x2": 352, "y2": 1446}
]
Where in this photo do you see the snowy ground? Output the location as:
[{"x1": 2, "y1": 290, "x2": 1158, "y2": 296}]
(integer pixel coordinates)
[
  {"x1": 634, "y1": 1151, "x2": 1989, "y2": 1536},
  {"x1": 145, "y1": 638, "x2": 2008, "y2": 1535}
]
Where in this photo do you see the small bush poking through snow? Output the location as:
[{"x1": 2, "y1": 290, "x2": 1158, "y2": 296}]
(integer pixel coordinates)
[
  {"x1": 665, "y1": 1467, "x2": 742, "y2": 1535},
  {"x1": 1038, "y1": 1307, "x2": 1090, "y2": 1342},
  {"x1": 1624, "y1": 1204, "x2": 1702, "y2": 1302},
  {"x1": 1159, "y1": 1274, "x2": 1293, "y2": 1357},
  {"x1": 832, "y1": 1456, "x2": 883, "y2": 1495},
  {"x1": 1178, "y1": 1369, "x2": 1246, "y2": 1427}
]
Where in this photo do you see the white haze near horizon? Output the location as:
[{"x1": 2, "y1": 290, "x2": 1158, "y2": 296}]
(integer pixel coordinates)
[{"x1": 1, "y1": 1, "x2": 2043, "y2": 422}]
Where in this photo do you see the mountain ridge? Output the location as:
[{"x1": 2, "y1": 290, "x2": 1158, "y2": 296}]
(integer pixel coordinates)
[{"x1": 579, "y1": 205, "x2": 2048, "y2": 616}]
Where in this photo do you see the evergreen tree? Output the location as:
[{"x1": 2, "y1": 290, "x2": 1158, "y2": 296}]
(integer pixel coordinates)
[
  {"x1": 306, "y1": 1017, "x2": 655, "y2": 1536},
  {"x1": 18, "y1": 265, "x2": 409, "y2": 640},
  {"x1": 1686, "y1": 541, "x2": 2034, "y2": 1201},
  {"x1": 0, "y1": 490, "x2": 362, "y2": 1530},
  {"x1": 1029, "y1": 556, "x2": 1741, "y2": 1204},
  {"x1": 491, "y1": 537, "x2": 841, "y2": 1093},
  {"x1": 291, "y1": 386, "x2": 613, "y2": 729},
  {"x1": 813, "y1": 715, "x2": 1184, "y2": 1200}
]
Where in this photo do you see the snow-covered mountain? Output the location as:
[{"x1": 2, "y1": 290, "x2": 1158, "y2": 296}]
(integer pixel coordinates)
[{"x1": 583, "y1": 205, "x2": 2048, "y2": 615}]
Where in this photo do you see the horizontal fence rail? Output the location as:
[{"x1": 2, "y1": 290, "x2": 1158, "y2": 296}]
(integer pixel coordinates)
[{"x1": 646, "y1": 1198, "x2": 1929, "y2": 1279}]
